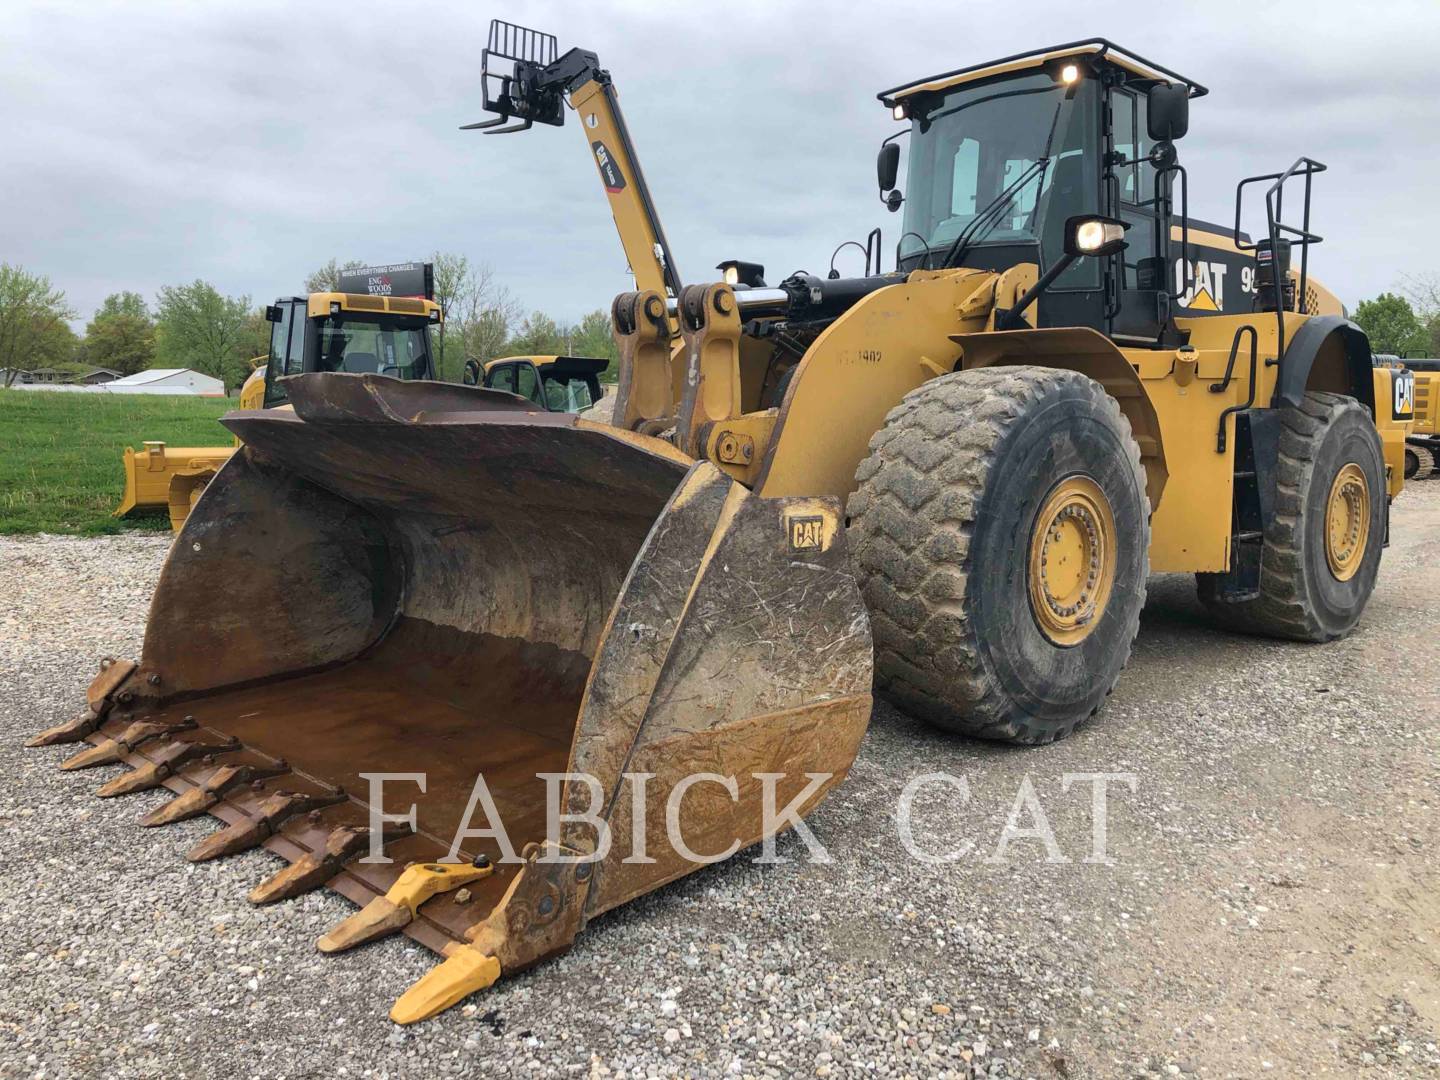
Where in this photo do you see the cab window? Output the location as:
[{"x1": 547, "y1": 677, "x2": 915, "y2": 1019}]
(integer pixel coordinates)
[
  {"x1": 515, "y1": 362, "x2": 543, "y2": 404},
  {"x1": 486, "y1": 363, "x2": 517, "y2": 393},
  {"x1": 1111, "y1": 89, "x2": 1160, "y2": 291},
  {"x1": 264, "y1": 302, "x2": 298, "y2": 405},
  {"x1": 898, "y1": 71, "x2": 1099, "y2": 289},
  {"x1": 313, "y1": 314, "x2": 432, "y2": 380},
  {"x1": 543, "y1": 376, "x2": 596, "y2": 412}
]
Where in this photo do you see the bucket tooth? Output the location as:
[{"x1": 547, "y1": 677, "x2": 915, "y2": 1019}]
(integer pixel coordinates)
[
  {"x1": 249, "y1": 823, "x2": 411, "y2": 906},
  {"x1": 27, "y1": 708, "x2": 103, "y2": 748},
  {"x1": 186, "y1": 788, "x2": 346, "y2": 863},
  {"x1": 31, "y1": 658, "x2": 138, "y2": 746},
  {"x1": 318, "y1": 859, "x2": 494, "y2": 954},
  {"x1": 139, "y1": 760, "x2": 289, "y2": 827},
  {"x1": 59, "y1": 716, "x2": 197, "y2": 771},
  {"x1": 318, "y1": 896, "x2": 413, "y2": 953},
  {"x1": 95, "y1": 736, "x2": 241, "y2": 797},
  {"x1": 390, "y1": 944, "x2": 502, "y2": 1025}
]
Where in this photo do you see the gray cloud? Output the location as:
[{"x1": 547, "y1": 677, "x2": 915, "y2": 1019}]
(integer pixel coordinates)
[{"x1": 5, "y1": 0, "x2": 1438, "y2": 325}]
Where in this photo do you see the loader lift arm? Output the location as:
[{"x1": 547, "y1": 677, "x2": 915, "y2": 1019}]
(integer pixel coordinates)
[{"x1": 465, "y1": 20, "x2": 683, "y2": 303}]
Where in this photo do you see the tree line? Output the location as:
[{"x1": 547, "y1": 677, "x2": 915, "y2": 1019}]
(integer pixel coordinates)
[
  {"x1": 5, "y1": 257, "x2": 1436, "y2": 394},
  {"x1": 1351, "y1": 277, "x2": 1440, "y2": 358},
  {"x1": 0, "y1": 253, "x2": 620, "y2": 391}
]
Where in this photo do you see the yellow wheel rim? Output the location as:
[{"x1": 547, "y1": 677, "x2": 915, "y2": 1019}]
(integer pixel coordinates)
[
  {"x1": 1027, "y1": 476, "x2": 1118, "y2": 646},
  {"x1": 1324, "y1": 462, "x2": 1370, "y2": 582}
]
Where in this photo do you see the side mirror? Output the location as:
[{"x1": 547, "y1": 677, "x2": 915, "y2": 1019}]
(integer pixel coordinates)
[
  {"x1": 877, "y1": 142, "x2": 900, "y2": 193},
  {"x1": 1064, "y1": 216, "x2": 1130, "y2": 258},
  {"x1": 264, "y1": 305, "x2": 282, "y2": 323},
  {"x1": 461, "y1": 358, "x2": 482, "y2": 386},
  {"x1": 1147, "y1": 84, "x2": 1189, "y2": 141}
]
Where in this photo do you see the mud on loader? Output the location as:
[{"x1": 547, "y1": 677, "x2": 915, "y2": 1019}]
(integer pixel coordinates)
[{"x1": 29, "y1": 28, "x2": 1413, "y2": 1023}]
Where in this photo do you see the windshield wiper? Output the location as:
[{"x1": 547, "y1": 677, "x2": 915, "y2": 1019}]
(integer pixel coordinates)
[
  {"x1": 938, "y1": 95, "x2": 1068, "y2": 271},
  {"x1": 937, "y1": 158, "x2": 1050, "y2": 270}
]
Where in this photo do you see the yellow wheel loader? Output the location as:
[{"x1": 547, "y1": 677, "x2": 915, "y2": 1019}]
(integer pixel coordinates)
[
  {"x1": 32, "y1": 26, "x2": 1412, "y2": 1024},
  {"x1": 114, "y1": 280, "x2": 444, "y2": 531}
]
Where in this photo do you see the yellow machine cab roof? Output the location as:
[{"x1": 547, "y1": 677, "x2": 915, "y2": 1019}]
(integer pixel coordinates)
[
  {"x1": 483, "y1": 355, "x2": 609, "y2": 375},
  {"x1": 878, "y1": 38, "x2": 1208, "y2": 108},
  {"x1": 305, "y1": 292, "x2": 442, "y2": 321}
]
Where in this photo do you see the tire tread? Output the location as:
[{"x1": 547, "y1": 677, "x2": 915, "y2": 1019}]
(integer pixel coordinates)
[{"x1": 849, "y1": 367, "x2": 1148, "y2": 744}]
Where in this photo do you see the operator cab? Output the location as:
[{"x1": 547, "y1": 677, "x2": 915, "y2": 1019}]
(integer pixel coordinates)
[
  {"x1": 880, "y1": 41, "x2": 1204, "y2": 345},
  {"x1": 464, "y1": 354, "x2": 608, "y2": 412},
  {"x1": 262, "y1": 292, "x2": 442, "y2": 406}
]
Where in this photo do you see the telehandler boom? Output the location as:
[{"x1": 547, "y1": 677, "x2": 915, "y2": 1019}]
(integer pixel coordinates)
[{"x1": 31, "y1": 27, "x2": 1412, "y2": 1024}]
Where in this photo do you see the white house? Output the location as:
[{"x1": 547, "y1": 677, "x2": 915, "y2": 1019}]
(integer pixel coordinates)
[{"x1": 103, "y1": 369, "x2": 226, "y2": 396}]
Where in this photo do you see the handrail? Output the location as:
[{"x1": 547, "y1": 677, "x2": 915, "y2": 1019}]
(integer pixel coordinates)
[
  {"x1": 1211, "y1": 323, "x2": 1260, "y2": 452},
  {"x1": 1234, "y1": 156, "x2": 1326, "y2": 364}
]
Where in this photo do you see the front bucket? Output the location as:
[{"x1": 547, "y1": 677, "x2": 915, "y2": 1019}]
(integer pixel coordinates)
[{"x1": 40, "y1": 373, "x2": 872, "y2": 1021}]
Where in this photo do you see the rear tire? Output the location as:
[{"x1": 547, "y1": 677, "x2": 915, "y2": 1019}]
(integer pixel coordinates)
[
  {"x1": 848, "y1": 367, "x2": 1149, "y2": 745},
  {"x1": 1197, "y1": 392, "x2": 1385, "y2": 642}
]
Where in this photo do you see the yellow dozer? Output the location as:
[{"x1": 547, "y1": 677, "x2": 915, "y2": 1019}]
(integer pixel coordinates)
[
  {"x1": 31, "y1": 27, "x2": 1413, "y2": 1024},
  {"x1": 111, "y1": 366, "x2": 263, "y2": 531}
]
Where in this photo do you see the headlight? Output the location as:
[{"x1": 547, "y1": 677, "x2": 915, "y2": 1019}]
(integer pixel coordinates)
[
  {"x1": 715, "y1": 260, "x2": 766, "y2": 288},
  {"x1": 892, "y1": 103, "x2": 907, "y2": 121},
  {"x1": 1065, "y1": 216, "x2": 1130, "y2": 257},
  {"x1": 1075, "y1": 220, "x2": 1123, "y2": 253}
]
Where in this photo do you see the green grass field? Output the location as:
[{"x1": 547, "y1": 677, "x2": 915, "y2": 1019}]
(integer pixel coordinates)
[{"x1": 0, "y1": 389, "x2": 233, "y2": 535}]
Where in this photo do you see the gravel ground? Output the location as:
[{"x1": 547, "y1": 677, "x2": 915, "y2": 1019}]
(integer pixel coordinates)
[{"x1": 1, "y1": 486, "x2": 1437, "y2": 1079}]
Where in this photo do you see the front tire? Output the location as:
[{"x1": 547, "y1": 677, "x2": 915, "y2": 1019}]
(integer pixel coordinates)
[
  {"x1": 848, "y1": 367, "x2": 1150, "y2": 745},
  {"x1": 1197, "y1": 392, "x2": 1385, "y2": 642}
]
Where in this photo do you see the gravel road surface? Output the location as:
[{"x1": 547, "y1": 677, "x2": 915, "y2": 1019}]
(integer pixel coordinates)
[{"x1": 2, "y1": 486, "x2": 1436, "y2": 1079}]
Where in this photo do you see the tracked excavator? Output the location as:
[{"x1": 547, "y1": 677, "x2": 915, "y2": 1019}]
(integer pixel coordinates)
[
  {"x1": 1399, "y1": 357, "x2": 1438, "y2": 478},
  {"x1": 31, "y1": 24, "x2": 1412, "y2": 1024}
]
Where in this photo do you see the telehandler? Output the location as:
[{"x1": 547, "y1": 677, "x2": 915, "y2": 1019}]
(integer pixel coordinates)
[{"x1": 31, "y1": 26, "x2": 1412, "y2": 1024}]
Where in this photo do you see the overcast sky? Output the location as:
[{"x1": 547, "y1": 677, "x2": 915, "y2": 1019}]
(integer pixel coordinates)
[{"x1": 4, "y1": 0, "x2": 1438, "y2": 328}]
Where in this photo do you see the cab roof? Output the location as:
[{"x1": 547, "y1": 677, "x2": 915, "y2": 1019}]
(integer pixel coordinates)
[
  {"x1": 485, "y1": 355, "x2": 610, "y2": 376},
  {"x1": 878, "y1": 39, "x2": 1207, "y2": 107},
  {"x1": 303, "y1": 292, "x2": 442, "y2": 321}
]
